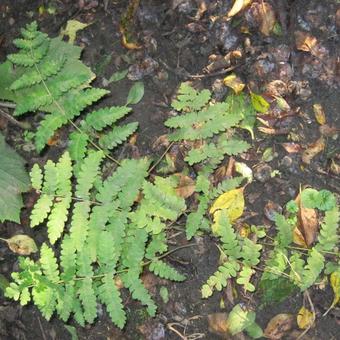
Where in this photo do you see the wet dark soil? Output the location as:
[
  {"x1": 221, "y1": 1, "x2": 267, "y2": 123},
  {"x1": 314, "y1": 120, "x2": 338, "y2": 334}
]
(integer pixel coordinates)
[{"x1": 0, "y1": 0, "x2": 339, "y2": 339}]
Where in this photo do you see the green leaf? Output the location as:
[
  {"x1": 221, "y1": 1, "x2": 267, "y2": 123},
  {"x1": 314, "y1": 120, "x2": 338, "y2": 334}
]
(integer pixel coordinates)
[
  {"x1": 126, "y1": 81, "x2": 144, "y2": 105},
  {"x1": 108, "y1": 69, "x2": 128, "y2": 84},
  {"x1": 245, "y1": 321, "x2": 263, "y2": 339},
  {"x1": 0, "y1": 133, "x2": 30, "y2": 223},
  {"x1": 250, "y1": 93, "x2": 270, "y2": 113},
  {"x1": 227, "y1": 304, "x2": 256, "y2": 335}
]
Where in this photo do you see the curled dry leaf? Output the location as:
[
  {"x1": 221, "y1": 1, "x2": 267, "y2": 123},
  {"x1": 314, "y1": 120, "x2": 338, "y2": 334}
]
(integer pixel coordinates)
[
  {"x1": 297, "y1": 306, "x2": 315, "y2": 329},
  {"x1": 264, "y1": 313, "x2": 294, "y2": 340},
  {"x1": 227, "y1": 0, "x2": 252, "y2": 18},
  {"x1": 208, "y1": 313, "x2": 229, "y2": 336},
  {"x1": 295, "y1": 193, "x2": 318, "y2": 247},
  {"x1": 281, "y1": 142, "x2": 302, "y2": 153},
  {"x1": 223, "y1": 74, "x2": 245, "y2": 94},
  {"x1": 174, "y1": 173, "x2": 195, "y2": 198},
  {"x1": 295, "y1": 31, "x2": 317, "y2": 53},
  {"x1": 258, "y1": 2, "x2": 276, "y2": 36},
  {"x1": 302, "y1": 137, "x2": 325, "y2": 164},
  {"x1": 4, "y1": 235, "x2": 38, "y2": 255},
  {"x1": 313, "y1": 104, "x2": 326, "y2": 125}
]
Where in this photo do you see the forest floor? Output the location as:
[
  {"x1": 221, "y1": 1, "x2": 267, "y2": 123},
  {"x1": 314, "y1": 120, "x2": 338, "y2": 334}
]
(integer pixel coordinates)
[{"x1": 0, "y1": 0, "x2": 339, "y2": 339}]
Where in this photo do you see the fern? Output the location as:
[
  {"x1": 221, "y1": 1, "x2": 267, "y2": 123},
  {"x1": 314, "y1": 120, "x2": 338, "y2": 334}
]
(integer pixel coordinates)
[
  {"x1": 202, "y1": 210, "x2": 262, "y2": 297},
  {"x1": 149, "y1": 260, "x2": 186, "y2": 281},
  {"x1": 0, "y1": 22, "x2": 138, "y2": 158}
]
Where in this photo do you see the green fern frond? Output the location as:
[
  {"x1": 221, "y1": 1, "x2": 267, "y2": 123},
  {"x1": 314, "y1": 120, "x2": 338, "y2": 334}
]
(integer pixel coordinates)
[
  {"x1": 316, "y1": 207, "x2": 339, "y2": 252},
  {"x1": 241, "y1": 238, "x2": 262, "y2": 266},
  {"x1": 149, "y1": 260, "x2": 185, "y2": 281},
  {"x1": 209, "y1": 177, "x2": 244, "y2": 199},
  {"x1": 30, "y1": 164, "x2": 43, "y2": 191},
  {"x1": 86, "y1": 106, "x2": 132, "y2": 131},
  {"x1": 98, "y1": 273, "x2": 126, "y2": 328},
  {"x1": 185, "y1": 196, "x2": 209, "y2": 240},
  {"x1": 171, "y1": 82, "x2": 211, "y2": 112},
  {"x1": 275, "y1": 214, "x2": 293, "y2": 248},
  {"x1": 40, "y1": 244, "x2": 60, "y2": 283},
  {"x1": 32, "y1": 285, "x2": 57, "y2": 320},
  {"x1": 300, "y1": 248, "x2": 324, "y2": 291},
  {"x1": 77, "y1": 277, "x2": 97, "y2": 323},
  {"x1": 236, "y1": 265, "x2": 256, "y2": 292},
  {"x1": 68, "y1": 131, "x2": 89, "y2": 173},
  {"x1": 99, "y1": 122, "x2": 138, "y2": 150},
  {"x1": 57, "y1": 283, "x2": 76, "y2": 322},
  {"x1": 30, "y1": 194, "x2": 54, "y2": 227},
  {"x1": 60, "y1": 236, "x2": 77, "y2": 281},
  {"x1": 145, "y1": 232, "x2": 168, "y2": 259},
  {"x1": 202, "y1": 259, "x2": 240, "y2": 298}
]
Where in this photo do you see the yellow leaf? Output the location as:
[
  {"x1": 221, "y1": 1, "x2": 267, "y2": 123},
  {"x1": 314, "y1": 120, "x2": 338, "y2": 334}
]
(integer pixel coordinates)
[
  {"x1": 3, "y1": 235, "x2": 38, "y2": 255},
  {"x1": 251, "y1": 93, "x2": 270, "y2": 113},
  {"x1": 223, "y1": 74, "x2": 245, "y2": 94},
  {"x1": 313, "y1": 103, "x2": 326, "y2": 125},
  {"x1": 60, "y1": 20, "x2": 91, "y2": 44},
  {"x1": 297, "y1": 306, "x2": 315, "y2": 329},
  {"x1": 210, "y1": 188, "x2": 245, "y2": 233},
  {"x1": 227, "y1": 0, "x2": 252, "y2": 18},
  {"x1": 330, "y1": 271, "x2": 340, "y2": 308}
]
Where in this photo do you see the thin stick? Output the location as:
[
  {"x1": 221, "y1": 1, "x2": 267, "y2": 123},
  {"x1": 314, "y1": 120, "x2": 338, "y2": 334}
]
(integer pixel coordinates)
[
  {"x1": 0, "y1": 108, "x2": 30, "y2": 129},
  {"x1": 297, "y1": 290, "x2": 315, "y2": 340},
  {"x1": 0, "y1": 101, "x2": 16, "y2": 109},
  {"x1": 148, "y1": 141, "x2": 174, "y2": 174}
]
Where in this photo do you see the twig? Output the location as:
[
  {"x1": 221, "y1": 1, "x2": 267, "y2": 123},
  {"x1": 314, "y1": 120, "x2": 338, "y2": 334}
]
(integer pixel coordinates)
[
  {"x1": 37, "y1": 317, "x2": 47, "y2": 340},
  {"x1": 297, "y1": 290, "x2": 316, "y2": 340},
  {"x1": 0, "y1": 101, "x2": 16, "y2": 109},
  {"x1": 0, "y1": 108, "x2": 30, "y2": 129},
  {"x1": 148, "y1": 141, "x2": 174, "y2": 174}
]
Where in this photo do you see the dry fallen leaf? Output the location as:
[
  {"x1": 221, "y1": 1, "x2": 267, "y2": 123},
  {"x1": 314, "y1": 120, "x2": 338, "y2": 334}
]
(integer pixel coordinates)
[
  {"x1": 227, "y1": 0, "x2": 252, "y2": 18},
  {"x1": 264, "y1": 313, "x2": 294, "y2": 340},
  {"x1": 2, "y1": 235, "x2": 38, "y2": 255},
  {"x1": 302, "y1": 137, "x2": 325, "y2": 164},
  {"x1": 281, "y1": 142, "x2": 302, "y2": 153},
  {"x1": 293, "y1": 226, "x2": 308, "y2": 248},
  {"x1": 60, "y1": 20, "x2": 91, "y2": 44},
  {"x1": 174, "y1": 173, "x2": 196, "y2": 198},
  {"x1": 295, "y1": 31, "x2": 317, "y2": 53},
  {"x1": 223, "y1": 74, "x2": 245, "y2": 94},
  {"x1": 297, "y1": 306, "x2": 315, "y2": 329},
  {"x1": 258, "y1": 2, "x2": 276, "y2": 36},
  {"x1": 313, "y1": 104, "x2": 326, "y2": 125},
  {"x1": 210, "y1": 188, "x2": 245, "y2": 233},
  {"x1": 319, "y1": 124, "x2": 338, "y2": 137},
  {"x1": 329, "y1": 271, "x2": 340, "y2": 311},
  {"x1": 208, "y1": 313, "x2": 229, "y2": 336},
  {"x1": 330, "y1": 159, "x2": 340, "y2": 175},
  {"x1": 295, "y1": 193, "x2": 318, "y2": 247}
]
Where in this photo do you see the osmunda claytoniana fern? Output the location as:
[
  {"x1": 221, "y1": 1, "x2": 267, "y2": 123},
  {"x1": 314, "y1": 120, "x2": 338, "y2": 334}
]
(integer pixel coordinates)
[
  {"x1": 0, "y1": 22, "x2": 138, "y2": 157},
  {"x1": 6, "y1": 152, "x2": 186, "y2": 328}
]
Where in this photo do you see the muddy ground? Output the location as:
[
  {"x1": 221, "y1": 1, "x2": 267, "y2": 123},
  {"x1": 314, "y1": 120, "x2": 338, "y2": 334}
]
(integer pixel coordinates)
[{"x1": 0, "y1": 0, "x2": 339, "y2": 339}]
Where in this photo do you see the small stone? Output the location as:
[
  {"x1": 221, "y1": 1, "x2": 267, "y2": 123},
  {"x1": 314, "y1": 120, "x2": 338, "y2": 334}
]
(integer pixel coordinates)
[
  {"x1": 254, "y1": 164, "x2": 272, "y2": 183},
  {"x1": 264, "y1": 201, "x2": 283, "y2": 221}
]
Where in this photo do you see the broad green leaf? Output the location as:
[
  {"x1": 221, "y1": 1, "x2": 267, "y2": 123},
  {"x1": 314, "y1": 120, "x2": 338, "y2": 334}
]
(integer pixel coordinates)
[
  {"x1": 227, "y1": 304, "x2": 255, "y2": 335},
  {"x1": 126, "y1": 81, "x2": 144, "y2": 105},
  {"x1": 0, "y1": 133, "x2": 30, "y2": 223}
]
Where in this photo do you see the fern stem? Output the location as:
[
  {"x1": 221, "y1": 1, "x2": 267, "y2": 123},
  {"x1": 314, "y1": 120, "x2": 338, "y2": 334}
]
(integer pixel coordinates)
[
  {"x1": 148, "y1": 141, "x2": 174, "y2": 174},
  {"x1": 29, "y1": 46, "x2": 120, "y2": 166},
  {"x1": 0, "y1": 101, "x2": 16, "y2": 109},
  {"x1": 259, "y1": 242, "x2": 339, "y2": 256}
]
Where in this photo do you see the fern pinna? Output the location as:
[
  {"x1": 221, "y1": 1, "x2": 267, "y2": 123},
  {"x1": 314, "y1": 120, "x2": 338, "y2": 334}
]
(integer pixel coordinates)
[
  {"x1": 5, "y1": 152, "x2": 186, "y2": 328},
  {"x1": 260, "y1": 190, "x2": 340, "y2": 301},
  {"x1": 0, "y1": 21, "x2": 138, "y2": 160}
]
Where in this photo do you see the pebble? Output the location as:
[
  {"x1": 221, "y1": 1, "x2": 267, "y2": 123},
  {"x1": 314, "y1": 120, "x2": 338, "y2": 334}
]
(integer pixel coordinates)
[{"x1": 254, "y1": 164, "x2": 272, "y2": 183}]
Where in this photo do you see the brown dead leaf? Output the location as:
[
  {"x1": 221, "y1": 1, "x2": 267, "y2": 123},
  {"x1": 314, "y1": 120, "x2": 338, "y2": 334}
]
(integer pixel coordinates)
[
  {"x1": 208, "y1": 313, "x2": 229, "y2": 336},
  {"x1": 227, "y1": 0, "x2": 252, "y2": 18},
  {"x1": 4, "y1": 235, "x2": 38, "y2": 255},
  {"x1": 330, "y1": 159, "x2": 340, "y2": 175},
  {"x1": 175, "y1": 174, "x2": 195, "y2": 198},
  {"x1": 281, "y1": 142, "x2": 302, "y2": 153},
  {"x1": 295, "y1": 31, "x2": 317, "y2": 53},
  {"x1": 258, "y1": 126, "x2": 290, "y2": 135},
  {"x1": 293, "y1": 226, "x2": 308, "y2": 248},
  {"x1": 258, "y1": 2, "x2": 276, "y2": 36},
  {"x1": 152, "y1": 134, "x2": 170, "y2": 150},
  {"x1": 297, "y1": 306, "x2": 315, "y2": 330},
  {"x1": 264, "y1": 313, "x2": 294, "y2": 340},
  {"x1": 313, "y1": 104, "x2": 326, "y2": 125},
  {"x1": 302, "y1": 137, "x2": 325, "y2": 164},
  {"x1": 319, "y1": 124, "x2": 338, "y2": 137},
  {"x1": 295, "y1": 193, "x2": 318, "y2": 247},
  {"x1": 215, "y1": 157, "x2": 235, "y2": 183}
]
